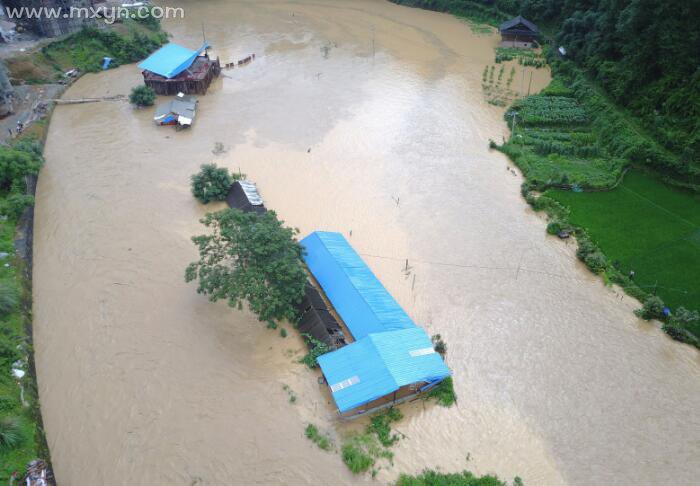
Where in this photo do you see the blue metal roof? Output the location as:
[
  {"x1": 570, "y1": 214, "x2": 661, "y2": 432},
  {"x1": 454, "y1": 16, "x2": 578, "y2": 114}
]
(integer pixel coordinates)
[
  {"x1": 317, "y1": 328, "x2": 450, "y2": 413},
  {"x1": 138, "y1": 42, "x2": 210, "y2": 79},
  {"x1": 301, "y1": 231, "x2": 416, "y2": 339}
]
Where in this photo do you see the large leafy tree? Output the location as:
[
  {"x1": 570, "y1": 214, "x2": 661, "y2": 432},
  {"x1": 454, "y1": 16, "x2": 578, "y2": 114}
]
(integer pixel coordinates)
[{"x1": 185, "y1": 209, "x2": 307, "y2": 323}]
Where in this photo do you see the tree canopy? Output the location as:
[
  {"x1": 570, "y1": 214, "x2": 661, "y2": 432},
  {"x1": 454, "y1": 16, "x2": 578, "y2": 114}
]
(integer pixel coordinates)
[
  {"x1": 185, "y1": 209, "x2": 307, "y2": 323},
  {"x1": 129, "y1": 85, "x2": 156, "y2": 107},
  {"x1": 190, "y1": 163, "x2": 233, "y2": 204}
]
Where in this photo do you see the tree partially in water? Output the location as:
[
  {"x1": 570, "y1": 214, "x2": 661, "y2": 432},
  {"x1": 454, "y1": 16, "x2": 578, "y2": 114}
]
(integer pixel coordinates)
[{"x1": 185, "y1": 209, "x2": 307, "y2": 323}]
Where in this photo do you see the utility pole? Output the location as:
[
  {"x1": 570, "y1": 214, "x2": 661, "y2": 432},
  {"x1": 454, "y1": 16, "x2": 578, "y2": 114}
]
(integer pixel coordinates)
[{"x1": 527, "y1": 70, "x2": 533, "y2": 96}]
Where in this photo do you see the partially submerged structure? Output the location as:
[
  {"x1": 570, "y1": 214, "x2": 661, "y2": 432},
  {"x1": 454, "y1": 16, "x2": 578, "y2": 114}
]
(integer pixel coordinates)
[
  {"x1": 139, "y1": 42, "x2": 220, "y2": 95},
  {"x1": 226, "y1": 180, "x2": 266, "y2": 214},
  {"x1": 153, "y1": 93, "x2": 197, "y2": 128},
  {"x1": 499, "y1": 15, "x2": 539, "y2": 47},
  {"x1": 301, "y1": 231, "x2": 450, "y2": 418},
  {"x1": 296, "y1": 282, "x2": 347, "y2": 348}
]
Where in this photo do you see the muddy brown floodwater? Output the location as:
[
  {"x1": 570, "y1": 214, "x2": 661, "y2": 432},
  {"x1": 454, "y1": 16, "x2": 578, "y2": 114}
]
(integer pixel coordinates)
[{"x1": 33, "y1": 1, "x2": 699, "y2": 485}]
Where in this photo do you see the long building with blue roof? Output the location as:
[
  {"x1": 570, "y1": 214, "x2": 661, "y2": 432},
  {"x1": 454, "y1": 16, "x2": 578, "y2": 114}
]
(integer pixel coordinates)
[
  {"x1": 301, "y1": 231, "x2": 450, "y2": 417},
  {"x1": 301, "y1": 231, "x2": 416, "y2": 340}
]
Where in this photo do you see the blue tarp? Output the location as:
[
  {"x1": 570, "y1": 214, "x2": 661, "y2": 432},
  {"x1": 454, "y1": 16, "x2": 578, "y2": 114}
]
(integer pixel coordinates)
[
  {"x1": 301, "y1": 231, "x2": 416, "y2": 340},
  {"x1": 317, "y1": 328, "x2": 450, "y2": 413},
  {"x1": 138, "y1": 42, "x2": 210, "y2": 79}
]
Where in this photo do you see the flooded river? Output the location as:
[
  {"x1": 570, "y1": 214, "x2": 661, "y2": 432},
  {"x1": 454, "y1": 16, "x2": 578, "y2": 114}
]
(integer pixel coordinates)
[{"x1": 33, "y1": 1, "x2": 699, "y2": 484}]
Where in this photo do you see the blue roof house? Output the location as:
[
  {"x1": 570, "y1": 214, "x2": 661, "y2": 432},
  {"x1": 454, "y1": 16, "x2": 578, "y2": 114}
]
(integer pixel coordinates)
[
  {"x1": 301, "y1": 231, "x2": 450, "y2": 417},
  {"x1": 139, "y1": 42, "x2": 220, "y2": 95}
]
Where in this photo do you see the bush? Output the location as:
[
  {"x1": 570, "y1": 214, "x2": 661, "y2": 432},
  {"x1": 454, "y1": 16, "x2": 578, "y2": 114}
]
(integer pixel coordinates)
[
  {"x1": 190, "y1": 163, "x2": 233, "y2": 204},
  {"x1": 129, "y1": 85, "x2": 155, "y2": 107},
  {"x1": 305, "y1": 423, "x2": 333, "y2": 451},
  {"x1": 299, "y1": 335, "x2": 331, "y2": 368},
  {"x1": 634, "y1": 295, "x2": 665, "y2": 321},
  {"x1": 0, "y1": 193, "x2": 34, "y2": 221},
  {"x1": 662, "y1": 308, "x2": 700, "y2": 346},
  {"x1": 546, "y1": 220, "x2": 564, "y2": 235},
  {"x1": 342, "y1": 440, "x2": 375, "y2": 474},
  {"x1": 367, "y1": 407, "x2": 403, "y2": 447},
  {"x1": 425, "y1": 377, "x2": 456, "y2": 407},
  {"x1": 0, "y1": 415, "x2": 22, "y2": 450},
  {"x1": 0, "y1": 282, "x2": 19, "y2": 317},
  {"x1": 583, "y1": 250, "x2": 607, "y2": 274},
  {"x1": 0, "y1": 145, "x2": 42, "y2": 192},
  {"x1": 396, "y1": 469, "x2": 506, "y2": 486},
  {"x1": 431, "y1": 334, "x2": 447, "y2": 356}
]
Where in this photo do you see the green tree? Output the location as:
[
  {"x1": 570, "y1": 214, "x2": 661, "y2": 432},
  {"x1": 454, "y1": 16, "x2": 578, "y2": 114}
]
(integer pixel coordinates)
[
  {"x1": 0, "y1": 146, "x2": 42, "y2": 192},
  {"x1": 129, "y1": 85, "x2": 156, "y2": 107},
  {"x1": 190, "y1": 163, "x2": 233, "y2": 204},
  {"x1": 185, "y1": 209, "x2": 307, "y2": 323}
]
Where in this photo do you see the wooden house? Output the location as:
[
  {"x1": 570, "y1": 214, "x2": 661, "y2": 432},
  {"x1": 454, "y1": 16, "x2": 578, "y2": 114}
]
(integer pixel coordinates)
[{"x1": 499, "y1": 15, "x2": 539, "y2": 47}]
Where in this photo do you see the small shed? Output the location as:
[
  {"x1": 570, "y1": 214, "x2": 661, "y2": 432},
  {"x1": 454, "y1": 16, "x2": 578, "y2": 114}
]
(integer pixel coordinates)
[
  {"x1": 499, "y1": 15, "x2": 539, "y2": 47},
  {"x1": 153, "y1": 93, "x2": 197, "y2": 128},
  {"x1": 296, "y1": 283, "x2": 347, "y2": 348},
  {"x1": 139, "y1": 42, "x2": 221, "y2": 95},
  {"x1": 225, "y1": 180, "x2": 267, "y2": 214}
]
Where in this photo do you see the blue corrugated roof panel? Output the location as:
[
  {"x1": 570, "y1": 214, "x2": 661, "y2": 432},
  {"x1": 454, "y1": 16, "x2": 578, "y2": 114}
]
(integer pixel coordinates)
[
  {"x1": 138, "y1": 42, "x2": 210, "y2": 79},
  {"x1": 317, "y1": 328, "x2": 450, "y2": 413},
  {"x1": 301, "y1": 231, "x2": 415, "y2": 339}
]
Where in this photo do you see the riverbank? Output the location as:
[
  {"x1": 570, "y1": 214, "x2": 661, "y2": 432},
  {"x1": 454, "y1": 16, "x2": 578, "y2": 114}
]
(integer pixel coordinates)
[
  {"x1": 0, "y1": 137, "x2": 47, "y2": 482},
  {"x1": 496, "y1": 60, "x2": 700, "y2": 347},
  {"x1": 392, "y1": 0, "x2": 699, "y2": 347},
  {"x1": 0, "y1": 16, "x2": 167, "y2": 481}
]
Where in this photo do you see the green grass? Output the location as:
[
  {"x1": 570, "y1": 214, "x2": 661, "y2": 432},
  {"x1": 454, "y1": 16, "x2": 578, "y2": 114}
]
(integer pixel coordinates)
[
  {"x1": 396, "y1": 469, "x2": 508, "y2": 486},
  {"x1": 0, "y1": 214, "x2": 38, "y2": 480},
  {"x1": 548, "y1": 171, "x2": 700, "y2": 322},
  {"x1": 425, "y1": 377, "x2": 457, "y2": 407},
  {"x1": 498, "y1": 91, "x2": 627, "y2": 190},
  {"x1": 341, "y1": 433, "x2": 392, "y2": 474},
  {"x1": 495, "y1": 48, "x2": 545, "y2": 68},
  {"x1": 367, "y1": 407, "x2": 403, "y2": 447},
  {"x1": 304, "y1": 424, "x2": 333, "y2": 451},
  {"x1": 340, "y1": 407, "x2": 404, "y2": 474},
  {"x1": 6, "y1": 21, "x2": 166, "y2": 84}
]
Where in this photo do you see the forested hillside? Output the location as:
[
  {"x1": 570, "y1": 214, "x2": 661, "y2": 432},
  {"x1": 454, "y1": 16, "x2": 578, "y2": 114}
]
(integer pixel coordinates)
[{"x1": 392, "y1": 0, "x2": 700, "y2": 181}]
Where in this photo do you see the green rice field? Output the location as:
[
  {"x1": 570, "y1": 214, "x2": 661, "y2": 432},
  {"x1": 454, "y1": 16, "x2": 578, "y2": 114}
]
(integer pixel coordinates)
[{"x1": 548, "y1": 171, "x2": 700, "y2": 323}]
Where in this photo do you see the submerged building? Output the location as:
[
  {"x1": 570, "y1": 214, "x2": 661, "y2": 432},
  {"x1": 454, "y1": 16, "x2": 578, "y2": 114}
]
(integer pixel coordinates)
[
  {"x1": 138, "y1": 42, "x2": 220, "y2": 95},
  {"x1": 153, "y1": 93, "x2": 197, "y2": 128},
  {"x1": 301, "y1": 231, "x2": 450, "y2": 418}
]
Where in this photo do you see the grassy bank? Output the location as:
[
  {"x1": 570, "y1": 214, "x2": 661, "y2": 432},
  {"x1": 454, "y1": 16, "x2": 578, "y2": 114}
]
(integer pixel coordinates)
[
  {"x1": 548, "y1": 171, "x2": 700, "y2": 325},
  {"x1": 0, "y1": 139, "x2": 44, "y2": 481},
  {"x1": 5, "y1": 20, "x2": 167, "y2": 84},
  {"x1": 390, "y1": 0, "x2": 700, "y2": 345},
  {"x1": 497, "y1": 70, "x2": 700, "y2": 346}
]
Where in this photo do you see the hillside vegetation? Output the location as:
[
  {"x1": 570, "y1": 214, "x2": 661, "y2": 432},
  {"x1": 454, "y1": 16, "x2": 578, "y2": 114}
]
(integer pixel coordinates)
[{"x1": 392, "y1": 0, "x2": 699, "y2": 188}]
